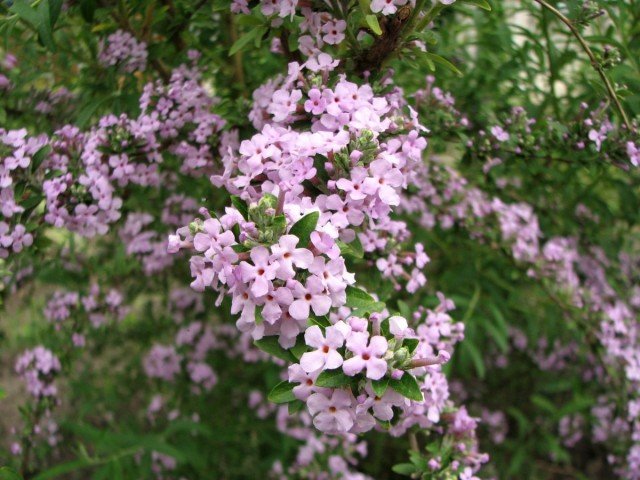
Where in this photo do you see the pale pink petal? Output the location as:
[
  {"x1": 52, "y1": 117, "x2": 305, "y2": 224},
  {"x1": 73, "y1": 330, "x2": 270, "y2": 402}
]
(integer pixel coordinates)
[
  {"x1": 365, "y1": 358, "x2": 387, "y2": 380},
  {"x1": 324, "y1": 349, "x2": 344, "y2": 370},
  {"x1": 300, "y1": 350, "x2": 327, "y2": 373},
  {"x1": 289, "y1": 299, "x2": 310, "y2": 320},
  {"x1": 369, "y1": 336, "x2": 388, "y2": 356},
  {"x1": 343, "y1": 356, "x2": 365, "y2": 376},
  {"x1": 304, "y1": 325, "x2": 325, "y2": 348}
]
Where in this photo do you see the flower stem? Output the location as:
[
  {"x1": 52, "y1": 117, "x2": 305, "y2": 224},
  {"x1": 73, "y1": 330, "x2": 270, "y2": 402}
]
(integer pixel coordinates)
[{"x1": 532, "y1": 0, "x2": 632, "y2": 130}]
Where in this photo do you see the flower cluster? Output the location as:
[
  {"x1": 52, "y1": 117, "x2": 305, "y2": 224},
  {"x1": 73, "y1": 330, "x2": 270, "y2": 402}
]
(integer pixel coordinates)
[
  {"x1": 168, "y1": 58, "x2": 481, "y2": 480},
  {"x1": 15, "y1": 347, "x2": 62, "y2": 399},
  {"x1": 0, "y1": 128, "x2": 48, "y2": 258},
  {"x1": 43, "y1": 285, "x2": 129, "y2": 347},
  {"x1": 98, "y1": 30, "x2": 148, "y2": 73}
]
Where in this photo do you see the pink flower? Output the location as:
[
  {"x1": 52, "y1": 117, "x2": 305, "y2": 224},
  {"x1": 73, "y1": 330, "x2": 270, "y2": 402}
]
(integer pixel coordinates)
[
  {"x1": 307, "y1": 390, "x2": 354, "y2": 433},
  {"x1": 321, "y1": 20, "x2": 346, "y2": 45},
  {"x1": 289, "y1": 276, "x2": 332, "y2": 320},
  {"x1": 363, "y1": 159, "x2": 404, "y2": 206},
  {"x1": 343, "y1": 334, "x2": 388, "y2": 380},
  {"x1": 193, "y1": 218, "x2": 236, "y2": 259},
  {"x1": 300, "y1": 324, "x2": 345, "y2": 372},
  {"x1": 324, "y1": 194, "x2": 364, "y2": 228},
  {"x1": 490, "y1": 125, "x2": 510, "y2": 142},
  {"x1": 261, "y1": 286, "x2": 294, "y2": 323},
  {"x1": 240, "y1": 246, "x2": 278, "y2": 297},
  {"x1": 359, "y1": 382, "x2": 406, "y2": 420},
  {"x1": 304, "y1": 88, "x2": 326, "y2": 115},
  {"x1": 288, "y1": 363, "x2": 320, "y2": 400},
  {"x1": 270, "y1": 234, "x2": 314, "y2": 280},
  {"x1": 336, "y1": 167, "x2": 368, "y2": 201},
  {"x1": 268, "y1": 89, "x2": 303, "y2": 122},
  {"x1": 371, "y1": 0, "x2": 402, "y2": 15},
  {"x1": 239, "y1": 133, "x2": 279, "y2": 172}
]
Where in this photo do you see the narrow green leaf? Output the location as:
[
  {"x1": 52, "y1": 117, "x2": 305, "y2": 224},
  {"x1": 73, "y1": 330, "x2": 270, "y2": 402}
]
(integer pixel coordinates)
[
  {"x1": 79, "y1": 0, "x2": 96, "y2": 22},
  {"x1": 288, "y1": 211, "x2": 319, "y2": 246},
  {"x1": 309, "y1": 315, "x2": 331, "y2": 328},
  {"x1": 31, "y1": 145, "x2": 51, "y2": 172},
  {"x1": 461, "y1": 340, "x2": 485, "y2": 378},
  {"x1": 345, "y1": 286, "x2": 385, "y2": 313},
  {"x1": 254, "y1": 337, "x2": 296, "y2": 362},
  {"x1": 389, "y1": 373, "x2": 423, "y2": 401},
  {"x1": 423, "y1": 52, "x2": 463, "y2": 76},
  {"x1": 371, "y1": 377, "x2": 389, "y2": 397},
  {"x1": 288, "y1": 399, "x2": 305, "y2": 414},
  {"x1": 229, "y1": 29, "x2": 257, "y2": 56},
  {"x1": 37, "y1": 1, "x2": 55, "y2": 51},
  {"x1": 403, "y1": 338, "x2": 419, "y2": 354},
  {"x1": 32, "y1": 460, "x2": 92, "y2": 480},
  {"x1": 267, "y1": 381, "x2": 296, "y2": 404},
  {"x1": 392, "y1": 463, "x2": 418, "y2": 476},
  {"x1": 365, "y1": 14, "x2": 382, "y2": 36},
  {"x1": 0, "y1": 467, "x2": 23, "y2": 480},
  {"x1": 337, "y1": 236, "x2": 364, "y2": 259},
  {"x1": 290, "y1": 339, "x2": 307, "y2": 360},
  {"x1": 315, "y1": 369, "x2": 352, "y2": 388},
  {"x1": 48, "y1": 0, "x2": 64, "y2": 27},
  {"x1": 461, "y1": 0, "x2": 492, "y2": 11},
  {"x1": 230, "y1": 195, "x2": 249, "y2": 220},
  {"x1": 10, "y1": 0, "x2": 40, "y2": 27}
]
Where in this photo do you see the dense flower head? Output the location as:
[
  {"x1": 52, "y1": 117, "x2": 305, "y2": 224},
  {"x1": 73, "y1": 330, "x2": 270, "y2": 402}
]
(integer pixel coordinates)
[
  {"x1": 98, "y1": 30, "x2": 148, "y2": 72},
  {"x1": 15, "y1": 347, "x2": 61, "y2": 398}
]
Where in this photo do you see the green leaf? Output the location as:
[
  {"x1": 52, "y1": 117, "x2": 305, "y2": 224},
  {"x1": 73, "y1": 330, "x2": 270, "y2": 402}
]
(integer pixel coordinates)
[
  {"x1": 309, "y1": 315, "x2": 331, "y2": 328},
  {"x1": 392, "y1": 463, "x2": 417, "y2": 475},
  {"x1": 371, "y1": 377, "x2": 389, "y2": 397},
  {"x1": 254, "y1": 337, "x2": 296, "y2": 362},
  {"x1": 229, "y1": 29, "x2": 258, "y2": 56},
  {"x1": 32, "y1": 460, "x2": 91, "y2": 480},
  {"x1": 288, "y1": 211, "x2": 319, "y2": 246},
  {"x1": 461, "y1": 340, "x2": 485, "y2": 378},
  {"x1": 230, "y1": 195, "x2": 249, "y2": 220},
  {"x1": 397, "y1": 300, "x2": 411, "y2": 319},
  {"x1": 290, "y1": 339, "x2": 307, "y2": 360},
  {"x1": 31, "y1": 145, "x2": 51, "y2": 172},
  {"x1": 389, "y1": 373, "x2": 423, "y2": 401},
  {"x1": 365, "y1": 14, "x2": 382, "y2": 36},
  {"x1": 461, "y1": 0, "x2": 492, "y2": 11},
  {"x1": 403, "y1": 338, "x2": 419, "y2": 354},
  {"x1": 423, "y1": 52, "x2": 463, "y2": 76},
  {"x1": 79, "y1": 0, "x2": 96, "y2": 22},
  {"x1": 315, "y1": 369, "x2": 352, "y2": 388},
  {"x1": 531, "y1": 394, "x2": 556, "y2": 414},
  {"x1": 0, "y1": 467, "x2": 23, "y2": 480},
  {"x1": 337, "y1": 236, "x2": 364, "y2": 259},
  {"x1": 37, "y1": 1, "x2": 55, "y2": 51},
  {"x1": 10, "y1": 0, "x2": 40, "y2": 27},
  {"x1": 345, "y1": 286, "x2": 385, "y2": 313},
  {"x1": 267, "y1": 381, "x2": 296, "y2": 404},
  {"x1": 484, "y1": 320, "x2": 508, "y2": 353},
  {"x1": 253, "y1": 26, "x2": 268, "y2": 48},
  {"x1": 48, "y1": 0, "x2": 64, "y2": 28},
  {"x1": 288, "y1": 400, "x2": 305, "y2": 414}
]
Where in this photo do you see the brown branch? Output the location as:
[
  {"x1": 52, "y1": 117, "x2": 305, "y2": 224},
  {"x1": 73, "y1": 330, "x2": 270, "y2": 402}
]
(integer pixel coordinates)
[{"x1": 354, "y1": 6, "x2": 412, "y2": 75}]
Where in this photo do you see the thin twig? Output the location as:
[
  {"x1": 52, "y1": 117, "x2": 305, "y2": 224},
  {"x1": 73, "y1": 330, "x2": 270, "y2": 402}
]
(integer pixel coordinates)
[{"x1": 532, "y1": 0, "x2": 632, "y2": 130}]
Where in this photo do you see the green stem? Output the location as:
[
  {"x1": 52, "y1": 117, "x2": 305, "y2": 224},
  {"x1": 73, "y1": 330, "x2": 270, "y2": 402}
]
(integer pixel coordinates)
[
  {"x1": 413, "y1": 3, "x2": 445, "y2": 35},
  {"x1": 540, "y1": 8, "x2": 560, "y2": 118},
  {"x1": 532, "y1": 0, "x2": 632, "y2": 130}
]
